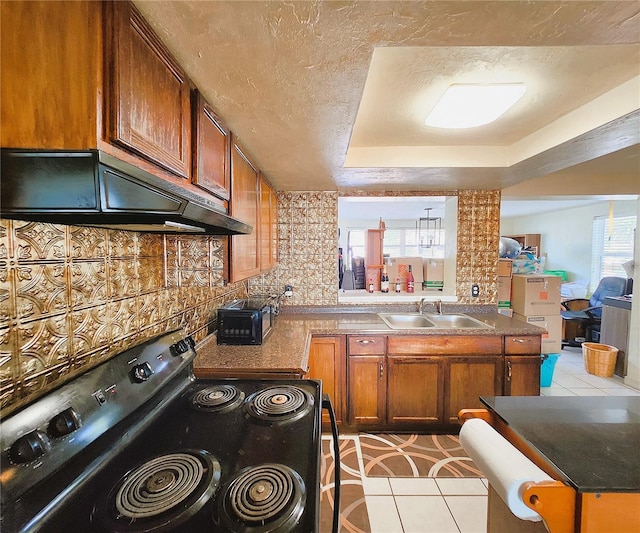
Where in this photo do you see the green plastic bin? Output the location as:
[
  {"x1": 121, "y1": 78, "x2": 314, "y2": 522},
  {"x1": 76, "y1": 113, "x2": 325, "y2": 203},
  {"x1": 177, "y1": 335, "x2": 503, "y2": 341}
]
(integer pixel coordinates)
[{"x1": 543, "y1": 270, "x2": 568, "y2": 282}]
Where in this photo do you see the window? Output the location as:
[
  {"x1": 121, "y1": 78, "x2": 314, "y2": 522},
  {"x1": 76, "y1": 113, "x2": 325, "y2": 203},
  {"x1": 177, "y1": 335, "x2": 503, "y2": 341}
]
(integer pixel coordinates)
[
  {"x1": 344, "y1": 227, "x2": 444, "y2": 261},
  {"x1": 590, "y1": 214, "x2": 636, "y2": 293}
]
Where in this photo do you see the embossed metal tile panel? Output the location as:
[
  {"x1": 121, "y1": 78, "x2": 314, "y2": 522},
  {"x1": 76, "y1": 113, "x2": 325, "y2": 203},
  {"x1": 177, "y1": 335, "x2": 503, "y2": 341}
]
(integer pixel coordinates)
[
  {"x1": 249, "y1": 190, "x2": 500, "y2": 307},
  {"x1": 0, "y1": 219, "x2": 243, "y2": 415}
]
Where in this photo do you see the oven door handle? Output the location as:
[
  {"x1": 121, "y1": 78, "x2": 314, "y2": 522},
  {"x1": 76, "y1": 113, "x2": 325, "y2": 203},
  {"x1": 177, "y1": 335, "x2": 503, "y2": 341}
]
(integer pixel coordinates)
[{"x1": 322, "y1": 394, "x2": 340, "y2": 533}]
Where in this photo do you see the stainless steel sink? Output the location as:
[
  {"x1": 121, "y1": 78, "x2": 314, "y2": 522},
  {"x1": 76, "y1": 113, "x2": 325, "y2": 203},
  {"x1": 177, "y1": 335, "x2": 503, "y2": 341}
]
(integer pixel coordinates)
[
  {"x1": 378, "y1": 313, "x2": 435, "y2": 329},
  {"x1": 378, "y1": 312, "x2": 492, "y2": 329},
  {"x1": 423, "y1": 314, "x2": 493, "y2": 329}
]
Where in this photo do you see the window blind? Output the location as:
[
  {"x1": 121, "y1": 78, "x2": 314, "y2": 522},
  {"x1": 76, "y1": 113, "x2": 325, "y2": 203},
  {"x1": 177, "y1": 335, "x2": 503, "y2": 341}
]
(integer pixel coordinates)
[{"x1": 590, "y1": 214, "x2": 636, "y2": 293}]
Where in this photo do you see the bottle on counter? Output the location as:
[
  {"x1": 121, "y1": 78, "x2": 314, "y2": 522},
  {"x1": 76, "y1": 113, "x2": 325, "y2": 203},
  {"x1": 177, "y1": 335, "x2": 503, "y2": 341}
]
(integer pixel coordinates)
[
  {"x1": 380, "y1": 266, "x2": 389, "y2": 293},
  {"x1": 395, "y1": 277, "x2": 401, "y2": 293},
  {"x1": 406, "y1": 265, "x2": 415, "y2": 293},
  {"x1": 368, "y1": 278, "x2": 374, "y2": 293}
]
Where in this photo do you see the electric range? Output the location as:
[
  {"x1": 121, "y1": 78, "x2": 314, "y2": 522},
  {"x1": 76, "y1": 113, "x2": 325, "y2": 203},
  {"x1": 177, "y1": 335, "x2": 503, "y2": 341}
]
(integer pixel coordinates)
[{"x1": 0, "y1": 329, "x2": 340, "y2": 532}]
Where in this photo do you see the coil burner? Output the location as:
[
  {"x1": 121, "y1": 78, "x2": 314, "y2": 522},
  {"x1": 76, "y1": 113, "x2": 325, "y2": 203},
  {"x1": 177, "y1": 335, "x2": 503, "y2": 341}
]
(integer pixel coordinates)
[
  {"x1": 219, "y1": 464, "x2": 305, "y2": 531},
  {"x1": 191, "y1": 385, "x2": 245, "y2": 413},
  {"x1": 245, "y1": 386, "x2": 313, "y2": 423},
  {"x1": 99, "y1": 450, "x2": 221, "y2": 532}
]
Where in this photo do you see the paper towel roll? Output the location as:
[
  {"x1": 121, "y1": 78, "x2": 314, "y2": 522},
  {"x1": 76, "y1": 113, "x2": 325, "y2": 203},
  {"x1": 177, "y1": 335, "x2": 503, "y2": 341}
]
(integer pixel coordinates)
[{"x1": 459, "y1": 418, "x2": 553, "y2": 521}]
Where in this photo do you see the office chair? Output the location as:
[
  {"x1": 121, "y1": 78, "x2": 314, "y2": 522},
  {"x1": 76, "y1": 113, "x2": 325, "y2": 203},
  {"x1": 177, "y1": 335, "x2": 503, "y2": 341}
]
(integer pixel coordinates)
[{"x1": 561, "y1": 276, "x2": 629, "y2": 346}]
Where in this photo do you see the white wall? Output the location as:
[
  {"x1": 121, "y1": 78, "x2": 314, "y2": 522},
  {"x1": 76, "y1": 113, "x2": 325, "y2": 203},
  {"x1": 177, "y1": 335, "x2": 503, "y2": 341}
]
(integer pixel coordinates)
[{"x1": 500, "y1": 200, "x2": 637, "y2": 286}]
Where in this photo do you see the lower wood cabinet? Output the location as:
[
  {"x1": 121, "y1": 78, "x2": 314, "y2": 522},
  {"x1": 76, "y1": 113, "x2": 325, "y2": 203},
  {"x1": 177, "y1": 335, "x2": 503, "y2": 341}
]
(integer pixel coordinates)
[
  {"x1": 444, "y1": 356, "x2": 502, "y2": 424},
  {"x1": 504, "y1": 355, "x2": 541, "y2": 396},
  {"x1": 314, "y1": 332, "x2": 541, "y2": 431},
  {"x1": 504, "y1": 335, "x2": 542, "y2": 396},
  {"x1": 348, "y1": 355, "x2": 386, "y2": 426},
  {"x1": 387, "y1": 355, "x2": 442, "y2": 425},
  {"x1": 306, "y1": 335, "x2": 346, "y2": 429}
]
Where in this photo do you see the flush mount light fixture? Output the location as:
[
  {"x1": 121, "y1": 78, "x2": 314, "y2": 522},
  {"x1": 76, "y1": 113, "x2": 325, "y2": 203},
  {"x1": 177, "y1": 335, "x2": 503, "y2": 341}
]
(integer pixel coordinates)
[{"x1": 425, "y1": 83, "x2": 526, "y2": 129}]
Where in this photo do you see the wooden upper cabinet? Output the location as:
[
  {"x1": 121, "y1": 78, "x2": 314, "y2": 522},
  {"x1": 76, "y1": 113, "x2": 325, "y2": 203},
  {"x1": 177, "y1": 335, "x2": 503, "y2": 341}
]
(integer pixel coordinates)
[
  {"x1": 229, "y1": 139, "x2": 260, "y2": 282},
  {"x1": 259, "y1": 176, "x2": 278, "y2": 271},
  {"x1": 1, "y1": 1, "x2": 102, "y2": 149},
  {"x1": 192, "y1": 91, "x2": 231, "y2": 200},
  {"x1": 107, "y1": 1, "x2": 191, "y2": 178}
]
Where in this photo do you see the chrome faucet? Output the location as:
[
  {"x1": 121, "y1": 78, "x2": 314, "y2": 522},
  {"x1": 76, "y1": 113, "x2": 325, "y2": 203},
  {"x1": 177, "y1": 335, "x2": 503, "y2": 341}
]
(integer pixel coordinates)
[{"x1": 418, "y1": 298, "x2": 427, "y2": 314}]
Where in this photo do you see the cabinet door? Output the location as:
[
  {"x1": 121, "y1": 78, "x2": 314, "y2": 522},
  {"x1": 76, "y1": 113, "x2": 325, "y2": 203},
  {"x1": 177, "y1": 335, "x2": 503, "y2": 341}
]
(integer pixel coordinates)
[
  {"x1": 348, "y1": 355, "x2": 386, "y2": 426},
  {"x1": 109, "y1": 2, "x2": 191, "y2": 178},
  {"x1": 1, "y1": 0, "x2": 102, "y2": 149},
  {"x1": 387, "y1": 356, "x2": 442, "y2": 425},
  {"x1": 229, "y1": 140, "x2": 260, "y2": 282},
  {"x1": 445, "y1": 356, "x2": 502, "y2": 424},
  {"x1": 307, "y1": 336, "x2": 345, "y2": 427},
  {"x1": 192, "y1": 91, "x2": 230, "y2": 200},
  {"x1": 259, "y1": 176, "x2": 278, "y2": 271},
  {"x1": 505, "y1": 356, "x2": 541, "y2": 396}
]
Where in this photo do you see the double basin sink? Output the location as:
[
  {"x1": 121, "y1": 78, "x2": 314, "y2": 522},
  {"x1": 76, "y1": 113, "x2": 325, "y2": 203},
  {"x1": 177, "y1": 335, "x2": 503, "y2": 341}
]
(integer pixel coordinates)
[{"x1": 378, "y1": 312, "x2": 492, "y2": 330}]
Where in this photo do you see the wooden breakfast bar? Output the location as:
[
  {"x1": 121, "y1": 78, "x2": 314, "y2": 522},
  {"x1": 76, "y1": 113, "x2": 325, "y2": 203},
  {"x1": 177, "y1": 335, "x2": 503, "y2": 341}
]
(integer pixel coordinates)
[{"x1": 459, "y1": 396, "x2": 640, "y2": 533}]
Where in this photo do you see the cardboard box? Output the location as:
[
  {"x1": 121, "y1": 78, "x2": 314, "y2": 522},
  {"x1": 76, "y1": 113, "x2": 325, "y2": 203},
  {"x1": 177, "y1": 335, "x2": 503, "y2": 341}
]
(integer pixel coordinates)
[
  {"x1": 511, "y1": 274, "x2": 562, "y2": 316},
  {"x1": 423, "y1": 258, "x2": 444, "y2": 290},
  {"x1": 514, "y1": 313, "x2": 562, "y2": 354},
  {"x1": 386, "y1": 257, "x2": 424, "y2": 291},
  {"x1": 498, "y1": 259, "x2": 513, "y2": 278},
  {"x1": 497, "y1": 308, "x2": 513, "y2": 317},
  {"x1": 497, "y1": 277, "x2": 511, "y2": 308}
]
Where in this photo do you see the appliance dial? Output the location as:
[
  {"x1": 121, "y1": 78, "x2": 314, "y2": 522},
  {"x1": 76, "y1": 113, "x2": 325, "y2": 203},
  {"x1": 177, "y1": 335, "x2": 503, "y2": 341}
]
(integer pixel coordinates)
[
  {"x1": 170, "y1": 339, "x2": 190, "y2": 356},
  {"x1": 131, "y1": 362, "x2": 154, "y2": 383},
  {"x1": 47, "y1": 407, "x2": 81, "y2": 438},
  {"x1": 9, "y1": 430, "x2": 50, "y2": 464},
  {"x1": 186, "y1": 335, "x2": 195, "y2": 349}
]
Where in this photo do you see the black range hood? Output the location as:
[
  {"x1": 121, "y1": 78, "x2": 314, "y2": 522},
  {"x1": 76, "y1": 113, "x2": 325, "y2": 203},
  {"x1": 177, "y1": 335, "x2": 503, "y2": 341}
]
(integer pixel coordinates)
[{"x1": 0, "y1": 149, "x2": 252, "y2": 235}]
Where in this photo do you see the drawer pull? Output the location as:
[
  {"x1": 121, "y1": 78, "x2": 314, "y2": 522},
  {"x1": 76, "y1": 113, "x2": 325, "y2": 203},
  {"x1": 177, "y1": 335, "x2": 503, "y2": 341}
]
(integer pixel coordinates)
[
  {"x1": 356, "y1": 339, "x2": 372, "y2": 345},
  {"x1": 513, "y1": 338, "x2": 531, "y2": 343}
]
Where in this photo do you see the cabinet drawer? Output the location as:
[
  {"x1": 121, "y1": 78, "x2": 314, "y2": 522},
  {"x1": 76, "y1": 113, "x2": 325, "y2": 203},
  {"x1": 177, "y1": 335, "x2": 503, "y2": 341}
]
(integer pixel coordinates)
[
  {"x1": 348, "y1": 335, "x2": 386, "y2": 355},
  {"x1": 388, "y1": 335, "x2": 501, "y2": 355},
  {"x1": 504, "y1": 336, "x2": 542, "y2": 355}
]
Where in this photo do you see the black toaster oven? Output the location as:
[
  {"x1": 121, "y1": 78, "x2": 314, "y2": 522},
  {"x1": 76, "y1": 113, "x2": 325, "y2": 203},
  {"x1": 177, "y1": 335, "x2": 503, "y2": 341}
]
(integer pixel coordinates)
[{"x1": 216, "y1": 297, "x2": 274, "y2": 345}]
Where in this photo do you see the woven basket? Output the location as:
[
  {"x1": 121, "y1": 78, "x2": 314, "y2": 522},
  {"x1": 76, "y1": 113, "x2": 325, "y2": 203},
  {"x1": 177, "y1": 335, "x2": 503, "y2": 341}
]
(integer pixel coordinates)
[{"x1": 582, "y1": 342, "x2": 618, "y2": 377}]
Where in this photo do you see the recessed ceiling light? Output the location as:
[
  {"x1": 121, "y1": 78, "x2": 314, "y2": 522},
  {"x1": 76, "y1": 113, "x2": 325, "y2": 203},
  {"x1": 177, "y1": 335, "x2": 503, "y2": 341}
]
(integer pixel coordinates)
[{"x1": 425, "y1": 83, "x2": 526, "y2": 129}]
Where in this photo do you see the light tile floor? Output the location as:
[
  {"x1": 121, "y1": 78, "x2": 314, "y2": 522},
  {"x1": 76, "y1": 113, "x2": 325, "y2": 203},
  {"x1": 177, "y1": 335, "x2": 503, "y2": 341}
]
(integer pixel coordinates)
[{"x1": 353, "y1": 345, "x2": 639, "y2": 533}]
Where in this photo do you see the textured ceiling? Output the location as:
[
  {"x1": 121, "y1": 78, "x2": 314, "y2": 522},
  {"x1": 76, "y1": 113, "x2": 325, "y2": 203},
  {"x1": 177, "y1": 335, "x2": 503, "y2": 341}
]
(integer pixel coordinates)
[{"x1": 134, "y1": 1, "x2": 640, "y2": 196}]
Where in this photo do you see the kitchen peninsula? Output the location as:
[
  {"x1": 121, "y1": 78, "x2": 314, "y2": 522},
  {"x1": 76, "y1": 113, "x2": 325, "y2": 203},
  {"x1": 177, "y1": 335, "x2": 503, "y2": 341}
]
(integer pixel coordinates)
[
  {"x1": 461, "y1": 396, "x2": 640, "y2": 533},
  {"x1": 194, "y1": 308, "x2": 546, "y2": 431}
]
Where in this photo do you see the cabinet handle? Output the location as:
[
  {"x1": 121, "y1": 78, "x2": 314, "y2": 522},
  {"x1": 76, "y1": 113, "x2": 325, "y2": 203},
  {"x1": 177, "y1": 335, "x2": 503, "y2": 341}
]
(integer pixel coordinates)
[
  {"x1": 356, "y1": 339, "x2": 372, "y2": 345},
  {"x1": 507, "y1": 361, "x2": 512, "y2": 381},
  {"x1": 513, "y1": 338, "x2": 531, "y2": 343},
  {"x1": 379, "y1": 362, "x2": 383, "y2": 378}
]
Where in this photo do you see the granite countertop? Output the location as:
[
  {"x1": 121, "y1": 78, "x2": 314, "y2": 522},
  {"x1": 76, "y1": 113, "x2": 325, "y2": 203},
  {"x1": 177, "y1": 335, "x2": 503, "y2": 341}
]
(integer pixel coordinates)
[
  {"x1": 193, "y1": 309, "x2": 546, "y2": 376},
  {"x1": 480, "y1": 395, "x2": 640, "y2": 493}
]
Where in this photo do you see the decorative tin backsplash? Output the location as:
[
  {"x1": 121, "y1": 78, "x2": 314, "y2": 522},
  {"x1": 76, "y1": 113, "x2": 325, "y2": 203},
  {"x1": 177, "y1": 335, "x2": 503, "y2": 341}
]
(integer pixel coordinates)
[
  {"x1": 250, "y1": 190, "x2": 501, "y2": 306},
  {"x1": 1, "y1": 189, "x2": 500, "y2": 414},
  {"x1": 249, "y1": 192, "x2": 340, "y2": 305},
  {"x1": 456, "y1": 190, "x2": 502, "y2": 304},
  {"x1": 0, "y1": 219, "x2": 245, "y2": 415}
]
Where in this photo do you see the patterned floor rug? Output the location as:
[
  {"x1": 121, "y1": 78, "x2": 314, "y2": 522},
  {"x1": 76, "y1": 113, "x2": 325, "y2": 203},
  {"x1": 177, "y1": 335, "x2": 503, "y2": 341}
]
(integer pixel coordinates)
[
  {"x1": 359, "y1": 433, "x2": 483, "y2": 478},
  {"x1": 320, "y1": 436, "x2": 371, "y2": 533}
]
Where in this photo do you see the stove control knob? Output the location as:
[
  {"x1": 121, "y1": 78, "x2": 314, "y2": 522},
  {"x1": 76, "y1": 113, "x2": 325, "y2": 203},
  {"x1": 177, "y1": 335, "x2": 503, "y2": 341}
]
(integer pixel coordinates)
[
  {"x1": 131, "y1": 362, "x2": 154, "y2": 383},
  {"x1": 9, "y1": 430, "x2": 51, "y2": 464},
  {"x1": 47, "y1": 407, "x2": 81, "y2": 438},
  {"x1": 170, "y1": 339, "x2": 190, "y2": 356}
]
